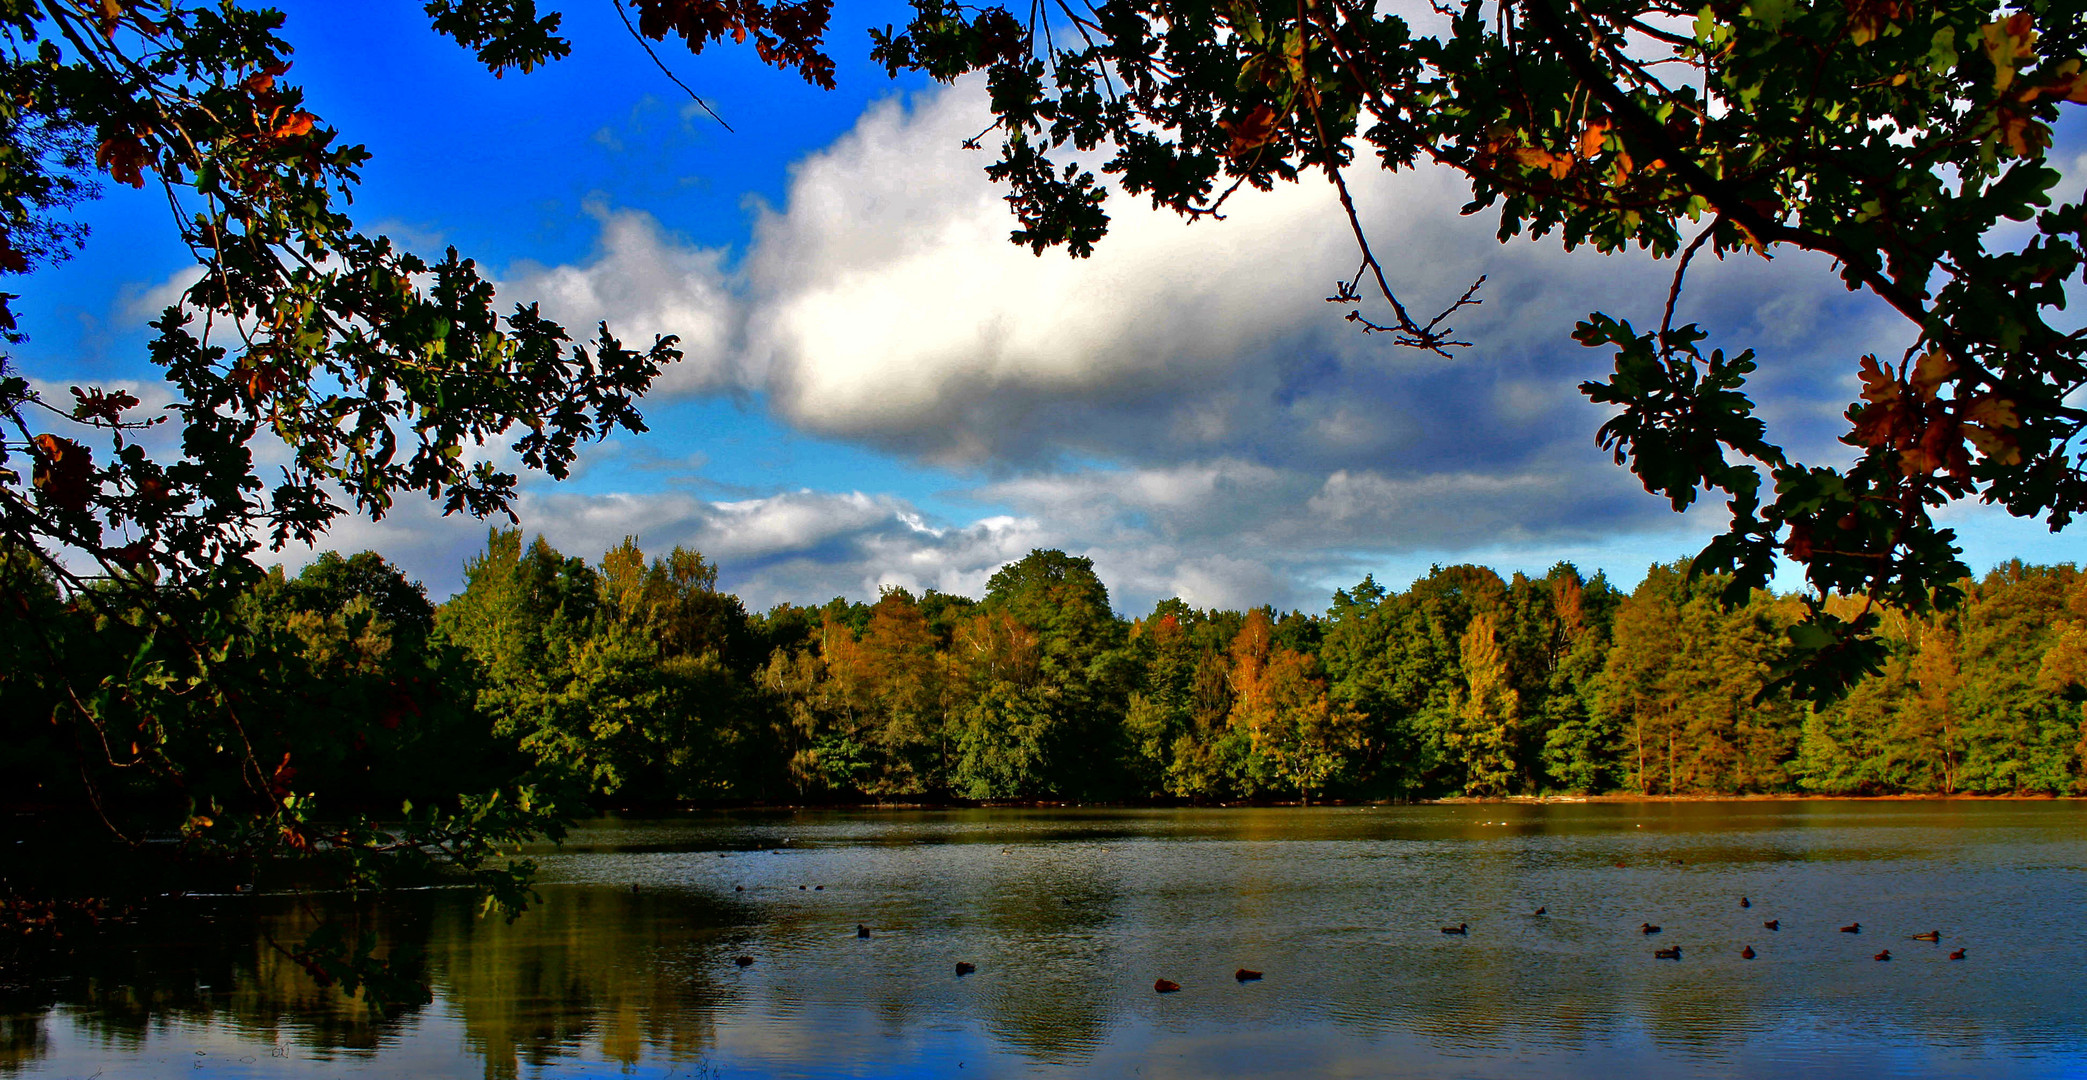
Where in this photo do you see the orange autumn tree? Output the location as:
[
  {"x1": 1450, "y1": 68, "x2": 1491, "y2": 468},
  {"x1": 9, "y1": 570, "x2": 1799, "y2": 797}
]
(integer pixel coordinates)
[{"x1": 1227, "y1": 609, "x2": 1359, "y2": 801}]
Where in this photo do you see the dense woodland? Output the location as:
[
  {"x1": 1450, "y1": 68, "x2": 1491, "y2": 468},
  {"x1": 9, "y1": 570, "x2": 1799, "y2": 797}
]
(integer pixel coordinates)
[{"x1": 11, "y1": 530, "x2": 2081, "y2": 826}]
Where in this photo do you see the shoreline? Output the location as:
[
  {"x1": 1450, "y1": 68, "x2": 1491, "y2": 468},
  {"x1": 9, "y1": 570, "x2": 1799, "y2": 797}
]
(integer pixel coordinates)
[{"x1": 594, "y1": 791, "x2": 2083, "y2": 815}]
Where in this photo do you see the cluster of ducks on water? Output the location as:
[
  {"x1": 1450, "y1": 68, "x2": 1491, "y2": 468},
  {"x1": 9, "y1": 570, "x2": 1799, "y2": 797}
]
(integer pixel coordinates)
[
  {"x1": 711, "y1": 894, "x2": 1966, "y2": 992},
  {"x1": 1440, "y1": 895, "x2": 1967, "y2": 964},
  {"x1": 701, "y1": 854, "x2": 1972, "y2": 989}
]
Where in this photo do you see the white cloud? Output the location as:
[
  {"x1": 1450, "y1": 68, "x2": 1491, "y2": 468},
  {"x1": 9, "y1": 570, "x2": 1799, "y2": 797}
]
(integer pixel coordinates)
[
  {"x1": 117, "y1": 265, "x2": 206, "y2": 324},
  {"x1": 734, "y1": 79, "x2": 1910, "y2": 481},
  {"x1": 499, "y1": 203, "x2": 738, "y2": 394},
  {"x1": 277, "y1": 78, "x2": 1954, "y2": 614}
]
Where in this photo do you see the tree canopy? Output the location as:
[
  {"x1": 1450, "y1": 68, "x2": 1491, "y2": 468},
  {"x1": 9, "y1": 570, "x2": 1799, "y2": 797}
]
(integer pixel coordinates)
[{"x1": 865, "y1": 0, "x2": 2087, "y2": 691}]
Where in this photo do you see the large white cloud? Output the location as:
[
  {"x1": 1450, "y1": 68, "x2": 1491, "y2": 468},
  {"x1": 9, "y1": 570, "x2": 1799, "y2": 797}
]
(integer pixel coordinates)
[
  {"x1": 277, "y1": 78, "x2": 1946, "y2": 613},
  {"x1": 735, "y1": 78, "x2": 1906, "y2": 479}
]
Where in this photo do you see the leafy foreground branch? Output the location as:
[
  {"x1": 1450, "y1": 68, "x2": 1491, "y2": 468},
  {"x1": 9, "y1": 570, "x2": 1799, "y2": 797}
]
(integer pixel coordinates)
[
  {"x1": 867, "y1": 0, "x2": 2087, "y2": 693},
  {"x1": 0, "y1": 0, "x2": 829, "y2": 1004}
]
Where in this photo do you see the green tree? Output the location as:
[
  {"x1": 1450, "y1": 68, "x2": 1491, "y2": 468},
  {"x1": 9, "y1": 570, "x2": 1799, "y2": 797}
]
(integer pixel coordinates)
[
  {"x1": 1597, "y1": 562, "x2": 1802, "y2": 794},
  {"x1": 1530, "y1": 565, "x2": 1622, "y2": 793},
  {"x1": 1950, "y1": 562, "x2": 2085, "y2": 792},
  {"x1": 1447, "y1": 613, "x2": 1520, "y2": 797},
  {"x1": 978, "y1": 549, "x2": 1135, "y2": 796},
  {"x1": 1124, "y1": 602, "x2": 1199, "y2": 796}
]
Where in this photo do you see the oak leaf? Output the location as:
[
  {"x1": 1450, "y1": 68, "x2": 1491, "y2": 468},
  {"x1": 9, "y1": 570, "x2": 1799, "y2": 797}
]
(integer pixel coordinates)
[
  {"x1": 95, "y1": 135, "x2": 149, "y2": 188},
  {"x1": 1220, "y1": 104, "x2": 1280, "y2": 157},
  {"x1": 31, "y1": 434, "x2": 94, "y2": 513},
  {"x1": 1512, "y1": 146, "x2": 1574, "y2": 180},
  {"x1": 1577, "y1": 120, "x2": 1610, "y2": 159}
]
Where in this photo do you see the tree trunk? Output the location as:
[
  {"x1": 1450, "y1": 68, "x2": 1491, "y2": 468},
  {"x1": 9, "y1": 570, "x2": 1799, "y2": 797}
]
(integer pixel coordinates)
[{"x1": 1635, "y1": 715, "x2": 1647, "y2": 796}]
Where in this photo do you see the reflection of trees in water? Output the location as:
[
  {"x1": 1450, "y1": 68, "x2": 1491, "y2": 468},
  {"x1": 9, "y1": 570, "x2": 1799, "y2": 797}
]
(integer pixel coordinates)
[
  {"x1": 972, "y1": 850, "x2": 1121, "y2": 1065},
  {"x1": 7, "y1": 808, "x2": 2085, "y2": 1075},
  {"x1": 0, "y1": 894, "x2": 424, "y2": 1071},
  {"x1": 0, "y1": 885, "x2": 751, "y2": 1077},
  {"x1": 427, "y1": 885, "x2": 745, "y2": 1079},
  {"x1": 0, "y1": 1012, "x2": 48, "y2": 1074}
]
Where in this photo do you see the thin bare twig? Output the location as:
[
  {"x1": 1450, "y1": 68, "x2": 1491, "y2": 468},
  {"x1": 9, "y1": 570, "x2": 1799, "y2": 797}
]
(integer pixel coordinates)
[
  {"x1": 611, "y1": 0, "x2": 732, "y2": 132},
  {"x1": 1658, "y1": 218, "x2": 1717, "y2": 351}
]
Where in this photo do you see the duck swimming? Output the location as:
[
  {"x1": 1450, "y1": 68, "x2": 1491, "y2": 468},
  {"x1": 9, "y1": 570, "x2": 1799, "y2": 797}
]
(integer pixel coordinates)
[
  {"x1": 1874, "y1": 949, "x2": 1892, "y2": 961},
  {"x1": 1764, "y1": 920, "x2": 1779, "y2": 930},
  {"x1": 1441, "y1": 923, "x2": 1469, "y2": 935},
  {"x1": 1642, "y1": 923, "x2": 1662, "y2": 935},
  {"x1": 1840, "y1": 922, "x2": 1861, "y2": 934},
  {"x1": 1911, "y1": 931, "x2": 1940, "y2": 942},
  {"x1": 1741, "y1": 946, "x2": 1756, "y2": 959},
  {"x1": 1654, "y1": 946, "x2": 1681, "y2": 960}
]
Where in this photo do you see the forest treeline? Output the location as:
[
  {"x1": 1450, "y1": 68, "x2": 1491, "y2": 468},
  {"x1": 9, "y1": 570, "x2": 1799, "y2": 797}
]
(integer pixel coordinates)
[{"x1": 7, "y1": 530, "x2": 2085, "y2": 823}]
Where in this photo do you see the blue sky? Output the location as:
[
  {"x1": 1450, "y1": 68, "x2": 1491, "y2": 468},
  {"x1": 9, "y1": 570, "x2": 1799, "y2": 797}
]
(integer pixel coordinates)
[{"x1": 18, "y1": 2, "x2": 2085, "y2": 613}]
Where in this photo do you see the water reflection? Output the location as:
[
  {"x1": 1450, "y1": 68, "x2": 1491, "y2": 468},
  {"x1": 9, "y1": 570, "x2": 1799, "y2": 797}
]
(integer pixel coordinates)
[{"x1": 6, "y1": 801, "x2": 2086, "y2": 1078}]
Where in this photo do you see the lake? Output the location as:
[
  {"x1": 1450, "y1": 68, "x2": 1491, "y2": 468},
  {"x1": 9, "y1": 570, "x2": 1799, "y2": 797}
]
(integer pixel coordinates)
[{"x1": 5, "y1": 801, "x2": 2085, "y2": 1078}]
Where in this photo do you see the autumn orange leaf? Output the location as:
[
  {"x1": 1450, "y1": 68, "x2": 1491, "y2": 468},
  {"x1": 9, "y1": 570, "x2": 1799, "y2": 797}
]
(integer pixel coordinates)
[
  {"x1": 1220, "y1": 104, "x2": 1280, "y2": 157},
  {"x1": 271, "y1": 111, "x2": 315, "y2": 138},
  {"x1": 95, "y1": 135, "x2": 149, "y2": 188},
  {"x1": 1512, "y1": 147, "x2": 1574, "y2": 180},
  {"x1": 1577, "y1": 120, "x2": 1609, "y2": 159},
  {"x1": 1981, "y1": 12, "x2": 2037, "y2": 91},
  {"x1": 31, "y1": 434, "x2": 95, "y2": 513},
  {"x1": 1910, "y1": 349, "x2": 1956, "y2": 399},
  {"x1": 1964, "y1": 395, "x2": 2018, "y2": 430},
  {"x1": 1856, "y1": 354, "x2": 1896, "y2": 404}
]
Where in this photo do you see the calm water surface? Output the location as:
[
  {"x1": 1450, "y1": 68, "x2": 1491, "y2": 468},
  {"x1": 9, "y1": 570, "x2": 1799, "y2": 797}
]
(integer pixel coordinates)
[{"x1": 7, "y1": 801, "x2": 2086, "y2": 1078}]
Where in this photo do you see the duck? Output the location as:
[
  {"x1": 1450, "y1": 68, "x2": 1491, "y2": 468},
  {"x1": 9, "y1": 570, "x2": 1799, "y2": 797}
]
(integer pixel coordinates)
[
  {"x1": 1911, "y1": 930, "x2": 1940, "y2": 942},
  {"x1": 734, "y1": 955, "x2": 755, "y2": 968},
  {"x1": 1840, "y1": 922, "x2": 1861, "y2": 934},
  {"x1": 856, "y1": 924, "x2": 871, "y2": 938},
  {"x1": 1949, "y1": 948, "x2": 1966, "y2": 960},
  {"x1": 734, "y1": 885, "x2": 744, "y2": 892},
  {"x1": 1654, "y1": 946, "x2": 1682, "y2": 960},
  {"x1": 1235, "y1": 968, "x2": 1263, "y2": 982},
  {"x1": 1441, "y1": 923, "x2": 1469, "y2": 935},
  {"x1": 1532, "y1": 906, "x2": 1547, "y2": 916},
  {"x1": 1740, "y1": 896, "x2": 1750, "y2": 908},
  {"x1": 1154, "y1": 978, "x2": 1182, "y2": 993},
  {"x1": 1740, "y1": 945, "x2": 1756, "y2": 959},
  {"x1": 1764, "y1": 919, "x2": 1779, "y2": 930},
  {"x1": 955, "y1": 961, "x2": 977, "y2": 976},
  {"x1": 1642, "y1": 923, "x2": 1662, "y2": 935},
  {"x1": 1874, "y1": 949, "x2": 1891, "y2": 961}
]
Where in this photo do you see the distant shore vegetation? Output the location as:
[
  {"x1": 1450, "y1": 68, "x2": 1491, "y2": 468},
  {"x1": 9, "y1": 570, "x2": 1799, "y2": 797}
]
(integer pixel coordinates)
[{"x1": 11, "y1": 530, "x2": 2080, "y2": 823}]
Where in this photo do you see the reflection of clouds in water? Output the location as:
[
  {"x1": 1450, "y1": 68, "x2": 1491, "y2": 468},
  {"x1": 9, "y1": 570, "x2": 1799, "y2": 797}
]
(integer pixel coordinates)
[{"x1": 17, "y1": 804, "x2": 2087, "y2": 1078}]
